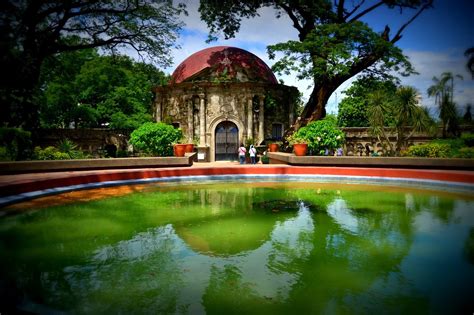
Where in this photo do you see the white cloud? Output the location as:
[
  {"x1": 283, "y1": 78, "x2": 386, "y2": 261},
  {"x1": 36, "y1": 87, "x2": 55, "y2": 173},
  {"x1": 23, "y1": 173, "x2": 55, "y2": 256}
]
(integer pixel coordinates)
[{"x1": 400, "y1": 49, "x2": 473, "y2": 115}]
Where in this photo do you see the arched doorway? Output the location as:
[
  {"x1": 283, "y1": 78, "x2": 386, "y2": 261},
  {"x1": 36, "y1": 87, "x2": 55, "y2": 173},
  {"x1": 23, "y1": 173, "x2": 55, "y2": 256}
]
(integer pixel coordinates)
[{"x1": 215, "y1": 121, "x2": 239, "y2": 161}]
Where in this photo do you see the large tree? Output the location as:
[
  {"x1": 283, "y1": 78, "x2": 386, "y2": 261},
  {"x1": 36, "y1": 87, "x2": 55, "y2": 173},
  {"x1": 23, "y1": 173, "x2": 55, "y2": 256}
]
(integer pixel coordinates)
[
  {"x1": 199, "y1": 0, "x2": 433, "y2": 133},
  {"x1": 40, "y1": 51, "x2": 169, "y2": 129},
  {"x1": 0, "y1": 0, "x2": 184, "y2": 128}
]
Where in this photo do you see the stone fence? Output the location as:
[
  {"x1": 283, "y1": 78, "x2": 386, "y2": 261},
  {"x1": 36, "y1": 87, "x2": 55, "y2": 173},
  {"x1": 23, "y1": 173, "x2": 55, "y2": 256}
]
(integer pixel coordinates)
[
  {"x1": 342, "y1": 126, "x2": 472, "y2": 156},
  {"x1": 32, "y1": 125, "x2": 473, "y2": 157},
  {"x1": 32, "y1": 128, "x2": 132, "y2": 157}
]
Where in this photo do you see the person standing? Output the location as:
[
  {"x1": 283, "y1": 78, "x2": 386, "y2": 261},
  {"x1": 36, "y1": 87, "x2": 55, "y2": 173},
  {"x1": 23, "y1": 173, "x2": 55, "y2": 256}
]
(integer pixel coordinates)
[
  {"x1": 249, "y1": 144, "x2": 257, "y2": 164},
  {"x1": 238, "y1": 143, "x2": 246, "y2": 164}
]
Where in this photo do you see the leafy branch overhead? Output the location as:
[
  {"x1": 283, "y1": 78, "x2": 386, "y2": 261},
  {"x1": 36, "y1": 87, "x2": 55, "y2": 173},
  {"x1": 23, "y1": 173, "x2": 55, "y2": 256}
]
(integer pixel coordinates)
[
  {"x1": 1, "y1": 0, "x2": 185, "y2": 128},
  {"x1": 199, "y1": 0, "x2": 433, "y2": 129}
]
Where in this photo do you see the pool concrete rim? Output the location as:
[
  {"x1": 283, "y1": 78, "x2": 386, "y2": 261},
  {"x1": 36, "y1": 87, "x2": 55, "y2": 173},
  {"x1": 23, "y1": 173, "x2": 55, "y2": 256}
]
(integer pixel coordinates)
[{"x1": 1, "y1": 165, "x2": 473, "y2": 209}]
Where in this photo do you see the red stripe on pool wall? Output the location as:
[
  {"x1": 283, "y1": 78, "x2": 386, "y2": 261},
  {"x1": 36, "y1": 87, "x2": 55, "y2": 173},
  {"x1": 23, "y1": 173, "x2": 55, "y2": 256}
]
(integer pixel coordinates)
[{"x1": 0, "y1": 166, "x2": 473, "y2": 198}]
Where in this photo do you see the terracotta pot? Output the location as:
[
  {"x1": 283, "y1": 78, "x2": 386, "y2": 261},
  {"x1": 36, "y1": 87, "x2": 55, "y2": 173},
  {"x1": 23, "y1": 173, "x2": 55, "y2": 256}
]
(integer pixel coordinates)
[
  {"x1": 185, "y1": 143, "x2": 194, "y2": 153},
  {"x1": 293, "y1": 143, "x2": 308, "y2": 156},
  {"x1": 174, "y1": 144, "x2": 186, "y2": 157},
  {"x1": 268, "y1": 143, "x2": 279, "y2": 152}
]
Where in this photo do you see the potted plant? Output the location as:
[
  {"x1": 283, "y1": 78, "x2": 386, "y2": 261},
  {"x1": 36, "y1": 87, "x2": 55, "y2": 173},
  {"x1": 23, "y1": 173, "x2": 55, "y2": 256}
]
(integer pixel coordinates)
[
  {"x1": 287, "y1": 134, "x2": 308, "y2": 156},
  {"x1": 294, "y1": 116, "x2": 345, "y2": 156},
  {"x1": 173, "y1": 138, "x2": 188, "y2": 157},
  {"x1": 268, "y1": 141, "x2": 281, "y2": 152},
  {"x1": 185, "y1": 138, "x2": 194, "y2": 153},
  {"x1": 261, "y1": 154, "x2": 270, "y2": 164}
]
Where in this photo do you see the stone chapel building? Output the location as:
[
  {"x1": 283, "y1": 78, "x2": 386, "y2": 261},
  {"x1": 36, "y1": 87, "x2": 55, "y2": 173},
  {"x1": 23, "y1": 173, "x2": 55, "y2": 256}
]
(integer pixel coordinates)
[{"x1": 152, "y1": 46, "x2": 298, "y2": 161}]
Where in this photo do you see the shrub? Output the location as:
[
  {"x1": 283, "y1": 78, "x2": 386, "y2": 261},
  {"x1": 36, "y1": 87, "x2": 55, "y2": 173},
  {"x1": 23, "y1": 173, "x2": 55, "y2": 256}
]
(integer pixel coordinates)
[
  {"x1": 461, "y1": 133, "x2": 474, "y2": 147},
  {"x1": 0, "y1": 127, "x2": 32, "y2": 160},
  {"x1": 0, "y1": 147, "x2": 10, "y2": 161},
  {"x1": 405, "y1": 143, "x2": 451, "y2": 158},
  {"x1": 130, "y1": 122, "x2": 182, "y2": 156},
  {"x1": 432, "y1": 138, "x2": 464, "y2": 151},
  {"x1": 293, "y1": 116, "x2": 345, "y2": 155},
  {"x1": 34, "y1": 146, "x2": 70, "y2": 160},
  {"x1": 57, "y1": 139, "x2": 87, "y2": 159},
  {"x1": 457, "y1": 147, "x2": 474, "y2": 159},
  {"x1": 33, "y1": 139, "x2": 87, "y2": 160}
]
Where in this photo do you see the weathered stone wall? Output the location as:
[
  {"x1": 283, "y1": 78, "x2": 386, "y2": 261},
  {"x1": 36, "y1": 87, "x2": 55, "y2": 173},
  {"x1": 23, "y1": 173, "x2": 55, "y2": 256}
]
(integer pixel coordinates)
[
  {"x1": 154, "y1": 81, "x2": 298, "y2": 161},
  {"x1": 342, "y1": 126, "x2": 473, "y2": 156},
  {"x1": 32, "y1": 129, "x2": 132, "y2": 157},
  {"x1": 32, "y1": 125, "x2": 473, "y2": 158}
]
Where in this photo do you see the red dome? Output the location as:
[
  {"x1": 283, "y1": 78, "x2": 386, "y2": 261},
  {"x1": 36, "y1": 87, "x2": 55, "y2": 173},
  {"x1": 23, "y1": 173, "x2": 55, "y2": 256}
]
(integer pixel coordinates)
[{"x1": 171, "y1": 46, "x2": 277, "y2": 84}]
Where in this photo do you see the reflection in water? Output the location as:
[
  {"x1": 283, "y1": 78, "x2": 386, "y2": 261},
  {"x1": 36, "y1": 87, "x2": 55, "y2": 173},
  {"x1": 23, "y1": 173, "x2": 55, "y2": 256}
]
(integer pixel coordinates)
[
  {"x1": 54, "y1": 204, "x2": 314, "y2": 314},
  {"x1": 0, "y1": 183, "x2": 473, "y2": 314}
]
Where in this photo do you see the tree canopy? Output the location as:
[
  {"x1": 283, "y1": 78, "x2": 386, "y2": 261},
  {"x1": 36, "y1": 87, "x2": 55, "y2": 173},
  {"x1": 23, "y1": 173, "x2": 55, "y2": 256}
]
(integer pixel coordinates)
[
  {"x1": 39, "y1": 50, "x2": 169, "y2": 129},
  {"x1": 337, "y1": 77, "x2": 397, "y2": 127},
  {"x1": 0, "y1": 0, "x2": 184, "y2": 128},
  {"x1": 199, "y1": 0, "x2": 433, "y2": 133}
]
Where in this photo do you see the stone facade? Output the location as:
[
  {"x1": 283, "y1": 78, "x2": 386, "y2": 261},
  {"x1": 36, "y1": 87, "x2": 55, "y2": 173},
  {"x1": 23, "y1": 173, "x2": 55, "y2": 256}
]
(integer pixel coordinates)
[
  {"x1": 153, "y1": 82, "x2": 297, "y2": 161},
  {"x1": 152, "y1": 46, "x2": 298, "y2": 162}
]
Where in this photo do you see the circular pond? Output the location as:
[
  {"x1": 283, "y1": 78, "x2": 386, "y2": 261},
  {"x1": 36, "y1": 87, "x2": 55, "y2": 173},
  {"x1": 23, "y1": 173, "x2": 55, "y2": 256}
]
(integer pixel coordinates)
[{"x1": 1, "y1": 181, "x2": 473, "y2": 314}]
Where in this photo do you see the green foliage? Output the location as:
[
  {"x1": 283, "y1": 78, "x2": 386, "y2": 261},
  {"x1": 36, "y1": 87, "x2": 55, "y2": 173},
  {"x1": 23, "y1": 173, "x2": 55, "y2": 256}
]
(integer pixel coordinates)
[
  {"x1": 2, "y1": 1, "x2": 184, "y2": 128},
  {"x1": 432, "y1": 138, "x2": 464, "y2": 151},
  {"x1": 130, "y1": 122, "x2": 182, "y2": 157},
  {"x1": 292, "y1": 116, "x2": 345, "y2": 155},
  {"x1": 34, "y1": 146, "x2": 70, "y2": 160},
  {"x1": 0, "y1": 127, "x2": 32, "y2": 160},
  {"x1": 286, "y1": 133, "x2": 307, "y2": 145},
  {"x1": 268, "y1": 21, "x2": 414, "y2": 84},
  {"x1": 338, "y1": 77, "x2": 398, "y2": 127},
  {"x1": 404, "y1": 143, "x2": 450, "y2": 158},
  {"x1": 461, "y1": 133, "x2": 474, "y2": 147},
  {"x1": 57, "y1": 139, "x2": 87, "y2": 159},
  {"x1": 337, "y1": 97, "x2": 368, "y2": 127},
  {"x1": 458, "y1": 147, "x2": 474, "y2": 159},
  {"x1": 367, "y1": 86, "x2": 436, "y2": 155},
  {"x1": 33, "y1": 139, "x2": 86, "y2": 160},
  {"x1": 405, "y1": 137, "x2": 474, "y2": 159},
  {"x1": 40, "y1": 53, "x2": 166, "y2": 129},
  {"x1": 199, "y1": 0, "x2": 430, "y2": 125},
  {"x1": 427, "y1": 72, "x2": 463, "y2": 137}
]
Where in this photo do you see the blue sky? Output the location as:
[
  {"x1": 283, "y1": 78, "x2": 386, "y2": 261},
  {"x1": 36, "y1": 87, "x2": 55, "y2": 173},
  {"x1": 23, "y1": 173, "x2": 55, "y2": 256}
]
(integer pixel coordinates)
[{"x1": 163, "y1": 0, "x2": 473, "y2": 117}]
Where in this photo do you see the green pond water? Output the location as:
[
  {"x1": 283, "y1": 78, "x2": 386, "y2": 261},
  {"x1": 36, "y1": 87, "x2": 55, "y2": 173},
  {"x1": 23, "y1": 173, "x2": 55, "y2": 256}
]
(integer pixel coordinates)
[{"x1": 1, "y1": 181, "x2": 474, "y2": 314}]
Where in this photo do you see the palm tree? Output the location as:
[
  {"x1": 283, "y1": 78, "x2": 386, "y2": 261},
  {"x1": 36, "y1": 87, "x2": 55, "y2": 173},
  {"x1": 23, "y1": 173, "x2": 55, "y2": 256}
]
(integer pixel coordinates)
[
  {"x1": 441, "y1": 72, "x2": 463, "y2": 104},
  {"x1": 427, "y1": 72, "x2": 462, "y2": 137},
  {"x1": 367, "y1": 90, "x2": 394, "y2": 155},
  {"x1": 394, "y1": 86, "x2": 435, "y2": 152},
  {"x1": 465, "y1": 47, "x2": 474, "y2": 79},
  {"x1": 368, "y1": 86, "x2": 435, "y2": 155}
]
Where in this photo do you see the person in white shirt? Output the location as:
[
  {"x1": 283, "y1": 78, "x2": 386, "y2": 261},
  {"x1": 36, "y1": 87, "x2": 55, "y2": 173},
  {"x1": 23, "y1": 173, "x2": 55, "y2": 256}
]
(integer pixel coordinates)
[{"x1": 249, "y1": 144, "x2": 257, "y2": 164}]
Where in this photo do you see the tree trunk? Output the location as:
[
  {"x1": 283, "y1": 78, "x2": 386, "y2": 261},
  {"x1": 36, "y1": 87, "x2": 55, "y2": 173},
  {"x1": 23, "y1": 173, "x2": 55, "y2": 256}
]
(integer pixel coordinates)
[
  {"x1": 290, "y1": 85, "x2": 332, "y2": 130},
  {"x1": 1, "y1": 54, "x2": 43, "y2": 129}
]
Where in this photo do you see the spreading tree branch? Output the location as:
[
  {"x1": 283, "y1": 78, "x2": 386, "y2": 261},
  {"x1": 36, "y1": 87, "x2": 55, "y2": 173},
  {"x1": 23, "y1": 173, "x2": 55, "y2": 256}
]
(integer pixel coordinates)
[
  {"x1": 390, "y1": 0, "x2": 433, "y2": 43},
  {"x1": 348, "y1": 1, "x2": 384, "y2": 22}
]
